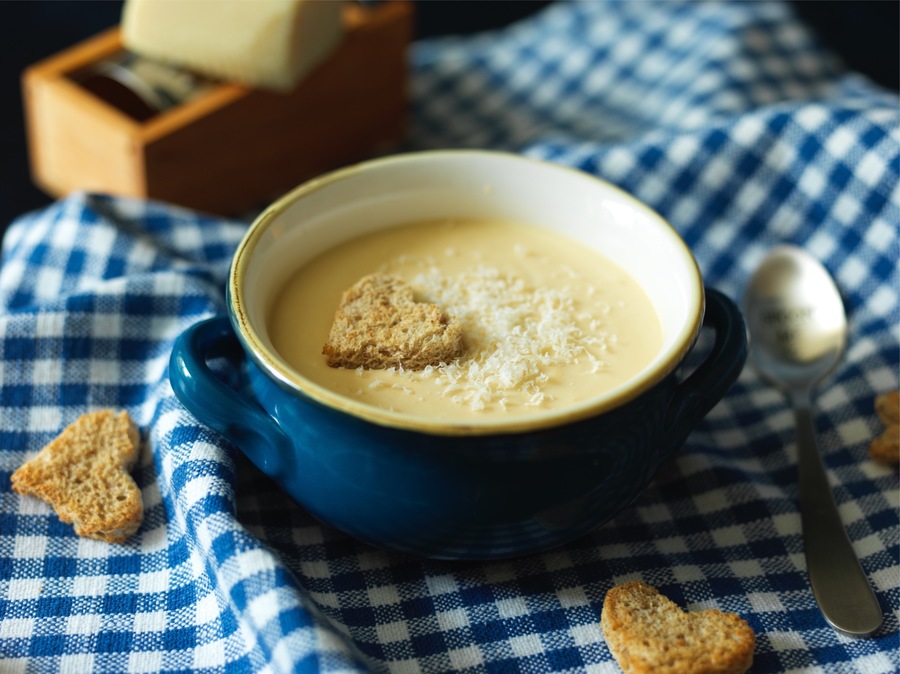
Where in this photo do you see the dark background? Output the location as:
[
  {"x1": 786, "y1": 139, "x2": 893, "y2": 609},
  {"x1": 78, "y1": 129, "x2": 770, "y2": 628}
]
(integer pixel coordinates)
[{"x1": 1, "y1": 1, "x2": 897, "y2": 239}]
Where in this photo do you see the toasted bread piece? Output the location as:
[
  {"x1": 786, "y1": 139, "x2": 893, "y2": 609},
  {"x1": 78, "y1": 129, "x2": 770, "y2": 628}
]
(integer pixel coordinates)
[
  {"x1": 870, "y1": 391, "x2": 900, "y2": 465},
  {"x1": 875, "y1": 391, "x2": 899, "y2": 426},
  {"x1": 601, "y1": 581, "x2": 755, "y2": 674},
  {"x1": 870, "y1": 424, "x2": 899, "y2": 465},
  {"x1": 323, "y1": 273, "x2": 464, "y2": 370},
  {"x1": 11, "y1": 410, "x2": 143, "y2": 544}
]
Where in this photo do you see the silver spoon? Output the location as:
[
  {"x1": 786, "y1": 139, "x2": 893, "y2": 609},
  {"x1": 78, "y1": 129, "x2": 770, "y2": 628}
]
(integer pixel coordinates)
[{"x1": 744, "y1": 245, "x2": 882, "y2": 637}]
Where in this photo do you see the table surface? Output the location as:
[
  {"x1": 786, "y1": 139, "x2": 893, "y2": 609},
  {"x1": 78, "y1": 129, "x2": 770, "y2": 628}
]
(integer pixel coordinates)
[{"x1": 0, "y1": 2, "x2": 897, "y2": 672}]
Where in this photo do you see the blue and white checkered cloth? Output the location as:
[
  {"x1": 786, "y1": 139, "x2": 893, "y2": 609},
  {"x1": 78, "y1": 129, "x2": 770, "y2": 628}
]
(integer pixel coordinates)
[{"x1": 1, "y1": 1, "x2": 897, "y2": 671}]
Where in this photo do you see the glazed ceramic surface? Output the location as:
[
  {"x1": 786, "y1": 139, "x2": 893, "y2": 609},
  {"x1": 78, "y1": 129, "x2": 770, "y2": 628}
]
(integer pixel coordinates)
[{"x1": 169, "y1": 151, "x2": 747, "y2": 558}]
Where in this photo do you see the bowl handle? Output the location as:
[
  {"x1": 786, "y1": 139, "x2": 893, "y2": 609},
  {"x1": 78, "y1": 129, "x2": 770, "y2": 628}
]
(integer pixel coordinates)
[
  {"x1": 169, "y1": 315, "x2": 292, "y2": 479},
  {"x1": 664, "y1": 287, "x2": 747, "y2": 455}
]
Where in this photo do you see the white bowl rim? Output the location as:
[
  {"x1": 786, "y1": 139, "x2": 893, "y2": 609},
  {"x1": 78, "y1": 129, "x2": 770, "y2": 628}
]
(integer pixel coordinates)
[{"x1": 230, "y1": 149, "x2": 704, "y2": 436}]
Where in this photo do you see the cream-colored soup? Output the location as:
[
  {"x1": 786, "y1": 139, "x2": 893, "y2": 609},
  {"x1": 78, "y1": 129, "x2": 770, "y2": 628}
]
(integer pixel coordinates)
[{"x1": 268, "y1": 218, "x2": 662, "y2": 422}]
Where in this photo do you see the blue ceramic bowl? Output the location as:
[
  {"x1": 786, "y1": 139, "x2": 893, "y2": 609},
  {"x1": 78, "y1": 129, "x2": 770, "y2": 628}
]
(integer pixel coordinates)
[{"x1": 169, "y1": 151, "x2": 746, "y2": 559}]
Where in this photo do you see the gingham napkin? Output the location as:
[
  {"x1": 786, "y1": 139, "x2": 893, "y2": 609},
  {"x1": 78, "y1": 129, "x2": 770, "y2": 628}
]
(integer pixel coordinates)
[{"x1": 1, "y1": 1, "x2": 897, "y2": 672}]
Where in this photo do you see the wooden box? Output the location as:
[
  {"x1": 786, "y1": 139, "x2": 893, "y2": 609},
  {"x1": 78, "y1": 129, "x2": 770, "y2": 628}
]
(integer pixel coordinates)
[{"x1": 22, "y1": 1, "x2": 412, "y2": 216}]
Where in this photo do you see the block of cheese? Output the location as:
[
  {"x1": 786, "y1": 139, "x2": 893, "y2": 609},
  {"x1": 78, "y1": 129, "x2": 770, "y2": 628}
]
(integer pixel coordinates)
[{"x1": 121, "y1": 0, "x2": 345, "y2": 92}]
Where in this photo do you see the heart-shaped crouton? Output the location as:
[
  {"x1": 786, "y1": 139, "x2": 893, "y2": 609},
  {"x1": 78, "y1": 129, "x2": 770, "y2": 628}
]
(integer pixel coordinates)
[
  {"x1": 871, "y1": 391, "x2": 900, "y2": 465},
  {"x1": 323, "y1": 273, "x2": 464, "y2": 370},
  {"x1": 875, "y1": 391, "x2": 899, "y2": 426},
  {"x1": 601, "y1": 582, "x2": 755, "y2": 674},
  {"x1": 11, "y1": 410, "x2": 143, "y2": 544}
]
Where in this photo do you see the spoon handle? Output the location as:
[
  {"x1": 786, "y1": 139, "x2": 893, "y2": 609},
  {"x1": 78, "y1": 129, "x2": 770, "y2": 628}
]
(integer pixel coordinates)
[{"x1": 794, "y1": 405, "x2": 882, "y2": 636}]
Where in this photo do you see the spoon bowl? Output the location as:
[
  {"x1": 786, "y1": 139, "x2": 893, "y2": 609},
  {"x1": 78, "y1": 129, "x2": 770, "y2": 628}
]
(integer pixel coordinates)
[
  {"x1": 744, "y1": 245, "x2": 882, "y2": 636},
  {"x1": 745, "y1": 247, "x2": 847, "y2": 391}
]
